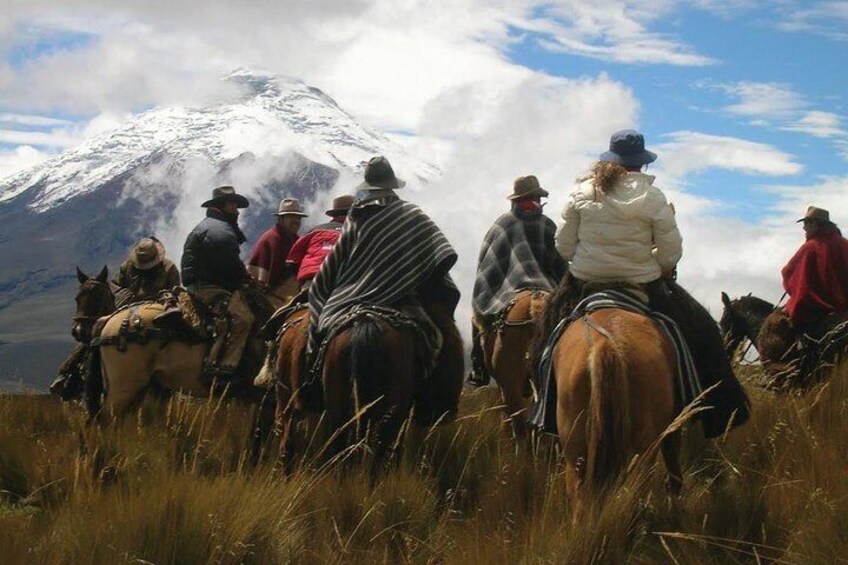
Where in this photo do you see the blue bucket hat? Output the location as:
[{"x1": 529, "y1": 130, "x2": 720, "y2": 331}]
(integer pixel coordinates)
[{"x1": 599, "y1": 129, "x2": 657, "y2": 167}]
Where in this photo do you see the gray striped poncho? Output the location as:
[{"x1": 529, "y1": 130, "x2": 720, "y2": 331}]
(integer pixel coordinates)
[
  {"x1": 308, "y1": 195, "x2": 459, "y2": 362},
  {"x1": 472, "y1": 208, "x2": 567, "y2": 324}
]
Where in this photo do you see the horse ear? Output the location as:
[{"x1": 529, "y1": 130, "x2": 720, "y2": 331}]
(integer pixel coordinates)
[
  {"x1": 96, "y1": 265, "x2": 109, "y2": 283},
  {"x1": 721, "y1": 292, "x2": 732, "y2": 308},
  {"x1": 76, "y1": 267, "x2": 89, "y2": 284}
]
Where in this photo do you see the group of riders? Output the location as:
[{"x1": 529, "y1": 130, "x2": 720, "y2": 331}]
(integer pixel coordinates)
[{"x1": 56, "y1": 129, "x2": 848, "y2": 443}]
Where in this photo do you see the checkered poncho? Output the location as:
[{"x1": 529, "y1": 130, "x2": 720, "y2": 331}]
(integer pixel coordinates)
[{"x1": 472, "y1": 208, "x2": 567, "y2": 324}]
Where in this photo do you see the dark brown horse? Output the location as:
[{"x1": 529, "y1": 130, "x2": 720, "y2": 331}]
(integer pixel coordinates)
[
  {"x1": 552, "y1": 308, "x2": 682, "y2": 517},
  {"x1": 320, "y1": 308, "x2": 462, "y2": 478},
  {"x1": 50, "y1": 267, "x2": 116, "y2": 401},
  {"x1": 720, "y1": 292, "x2": 848, "y2": 389}
]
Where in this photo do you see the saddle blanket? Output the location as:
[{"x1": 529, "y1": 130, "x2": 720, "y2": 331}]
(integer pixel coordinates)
[{"x1": 527, "y1": 289, "x2": 702, "y2": 434}]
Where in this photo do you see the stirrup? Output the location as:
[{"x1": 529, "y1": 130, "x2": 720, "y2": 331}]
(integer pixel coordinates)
[{"x1": 466, "y1": 370, "x2": 490, "y2": 387}]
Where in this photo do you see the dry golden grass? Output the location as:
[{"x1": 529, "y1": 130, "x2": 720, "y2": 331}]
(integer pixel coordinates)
[{"x1": 2, "y1": 364, "x2": 848, "y2": 564}]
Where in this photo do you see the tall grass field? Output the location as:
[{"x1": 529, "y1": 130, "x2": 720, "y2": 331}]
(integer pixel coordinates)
[{"x1": 1, "y1": 365, "x2": 847, "y2": 564}]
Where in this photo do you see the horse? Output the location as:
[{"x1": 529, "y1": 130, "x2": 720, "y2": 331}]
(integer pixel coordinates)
[
  {"x1": 552, "y1": 308, "x2": 682, "y2": 517},
  {"x1": 50, "y1": 267, "x2": 116, "y2": 401},
  {"x1": 479, "y1": 289, "x2": 548, "y2": 437},
  {"x1": 720, "y1": 292, "x2": 848, "y2": 389},
  {"x1": 319, "y1": 304, "x2": 462, "y2": 479}
]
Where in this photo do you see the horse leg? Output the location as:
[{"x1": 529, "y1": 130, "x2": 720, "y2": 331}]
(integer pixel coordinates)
[
  {"x1": 322, "y1": 337, "x2": 353, "y2": 464},
  {"x1": 661, "y1": 430, "x2": 683, "y2": 499},
  {"x1": 248, "y1": 389, "x2": 275, "y2": 468},
  {"x1": 492, "y1": 330, "x2": 529, "y2": 440}
]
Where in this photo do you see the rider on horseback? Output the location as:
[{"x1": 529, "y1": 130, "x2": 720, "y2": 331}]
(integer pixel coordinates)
[
  {"x1": 469, "y1": 175, "x2": 567, "y2": 386},
  {"x1": 112, "y1": 237, "x2": 181, "y2": 307},
  {"x1": 181, "y1": 186, "x2": 255, "y2": 388},
  {"x1": 552, "y1": 129, "x2": 750, "y2": 438},
  {"x1": 247, "y1": 198, "x2": 308, "y2": 308},
  {"x1": 286, "y1": 195, "x2": 353, "y2": 291},
  {"x1": 782, "y1": 206, "x2": 848, "y2": 334},
  {"x1": 307, "y1": 156, "x2": 464, "y2": 424}
]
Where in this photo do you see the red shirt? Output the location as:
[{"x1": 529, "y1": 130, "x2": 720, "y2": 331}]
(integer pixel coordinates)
[
  {"x1": 782, "y1": 228, "x2": 848, "y2": 325},
  {"x1": 247, "y1": 225, "x2": 298, "y2": 287},
  {"x1": 287, "y1": 218, "x2": 345, "y2": 282}
]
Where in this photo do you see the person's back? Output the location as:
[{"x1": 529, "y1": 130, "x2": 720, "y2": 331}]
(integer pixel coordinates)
[
  {"x1": 287, "y1": 195, "x2": 353, "y2": 288},
  {"x1": 782, "y1": 207, "x2": 848, "y2": 329},
  {"x1": 558, "y1": 169, "x2": 681, "y2": 284}
]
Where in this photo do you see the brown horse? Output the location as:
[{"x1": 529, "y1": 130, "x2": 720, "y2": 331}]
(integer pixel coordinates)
[
  {"x1": 553, "y1": 308, "x2": 682, "y2": 516},
  {"x1": 479, "y1": 289, "x2": 548, "y2": 437},
  {"x1": 319, "y1": 306, "x2": 462, "y2": 478}
]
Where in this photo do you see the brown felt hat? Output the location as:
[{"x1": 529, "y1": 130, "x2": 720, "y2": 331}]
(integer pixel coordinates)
[
  {"x1": 797, "y1": 206, "x2": 832, "y2": 224},
  {"x1": 507, "y1": 175, "x2": 549, "y2": 200},
  {"x1": 357, "y1": 156, "x2": 406, "y2": 190},
  {"x1": 274, "y1": 197, "x2": 308, "y2": 217},
  {"x1": 326, "y1": 195, "x2": 354, "y2": 217},
  {"x1": 130, "y1": 238, "x2": 165, "y2": 270},
  {"x1": 201, "y1": 185, "x2": 249, "y2": 208}
]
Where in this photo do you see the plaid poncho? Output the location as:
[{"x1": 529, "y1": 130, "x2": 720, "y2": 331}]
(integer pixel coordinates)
[
  {"x1": 308, "y1": 194, "x2": 459, "y2": 360},
  {"x1": 472, "y1": 208, "x2": 567, "y2": 324}
]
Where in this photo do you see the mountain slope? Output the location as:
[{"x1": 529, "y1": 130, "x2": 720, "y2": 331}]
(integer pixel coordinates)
[{"x1": 0, "y1": 70, "x2": 437, "y2": 388}]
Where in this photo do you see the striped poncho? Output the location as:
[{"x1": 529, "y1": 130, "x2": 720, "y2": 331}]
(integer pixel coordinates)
[
  {"x1": 307, "y1": 195, "x2": 459, "y2": 361},
  {"x1": 473, "y1": 207, "x2": 567, "y2": 324}
]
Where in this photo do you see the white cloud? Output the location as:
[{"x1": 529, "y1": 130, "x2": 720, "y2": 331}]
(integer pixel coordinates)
[
  {"x1": 654, "y1": 131, "x2": 803, "y2": 178},
  {"x1": 781, "y1": 110, "x2": 846, "y2": 138},
  {"x1": 777, "y1": 1, "x2": 848, "y2": 41},
  {"x1": 0, "y1": 145, "x2": 51, "y2": 179},
  {"x1": 0, "y1": 113, "x2": 72, "y2": 127}
]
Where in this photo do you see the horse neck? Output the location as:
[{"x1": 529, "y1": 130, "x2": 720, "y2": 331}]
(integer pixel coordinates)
[{"x1": 739, "y1": 300, "x2": 775, "y2": 342}]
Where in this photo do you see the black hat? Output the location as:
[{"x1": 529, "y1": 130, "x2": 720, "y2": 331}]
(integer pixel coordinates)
[
  {"x1": 201, "y1": 186, "x2": 249, "y2": 209},
  {"x1": 357, "y1": 156, "x2": 406, "y2": 190},
  {"x1": 507, "y1": 175, "x2": 549, "y2": 200},
  {"x1": 599, "y1": 129, "x2": 657, "y2": 167}
]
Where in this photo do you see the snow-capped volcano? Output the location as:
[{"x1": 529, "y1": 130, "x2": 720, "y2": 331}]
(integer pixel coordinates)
[
  {"x1": 0, "y1": 70, "x2": 438, "y2": 387},
  {"x1": 0, "y1": 68, "x2": 438, "y2": 211}
]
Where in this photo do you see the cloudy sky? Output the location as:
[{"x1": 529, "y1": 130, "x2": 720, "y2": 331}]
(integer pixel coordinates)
[{"x1": 1, "y1": 0, "x2": 847, "y2": 316}]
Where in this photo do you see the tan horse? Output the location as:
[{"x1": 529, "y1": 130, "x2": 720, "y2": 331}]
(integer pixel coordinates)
[
  {"x1": 553, "y1": 308, "x2": 682, "y2": 516},
  {"x1": 479, "y1": 289, "x2": 548, "y2": 437},
  {"x1": 89, "y1": 299, "x2": 272, "y2": 420}
]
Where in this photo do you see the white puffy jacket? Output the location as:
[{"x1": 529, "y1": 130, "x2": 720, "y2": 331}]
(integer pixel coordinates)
[{"x1": 555, "y1": 172, "x2": 682, "y2": 284}]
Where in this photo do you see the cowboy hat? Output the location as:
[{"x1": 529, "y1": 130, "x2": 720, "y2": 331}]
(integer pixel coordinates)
[
  {"x1": 507, "y1": 175, "x2": 549, "y2": 200},
  {"x1": 357, "y1": 156, "x2": 406, "y2": 190},
  {"x1": 130, "y1": 237, "x2": 165, "y2": 270},
  {"x1": 274, "y1": 197, "x2": 308, "y2": 217},
  {"x1": 797, "y1": 206, "x2": 834, "y2": 224},
  {"x1": 201, "y1": 185, "x2": 249, "y2": 208},
  {"x1": 599, "y1": 129, "x2": 657, "y2": 167},
  {"x1": 325, "y1": 195, "x2": 354, "y2": 217}
]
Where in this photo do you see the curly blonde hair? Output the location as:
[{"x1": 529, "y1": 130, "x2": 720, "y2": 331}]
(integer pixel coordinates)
[{"x1": 578, "y1": 161, "x2": 630, "y2": 197}]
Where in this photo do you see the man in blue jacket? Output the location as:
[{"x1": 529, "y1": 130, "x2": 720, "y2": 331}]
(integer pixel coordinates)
[{"x1": 181, "y1": 185, "x2": 254, "y2": 386}]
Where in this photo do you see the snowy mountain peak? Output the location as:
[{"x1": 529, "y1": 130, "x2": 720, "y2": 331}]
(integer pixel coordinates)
[{"x1": 0, "y1": 70, "x2": 438, "y2": 212}]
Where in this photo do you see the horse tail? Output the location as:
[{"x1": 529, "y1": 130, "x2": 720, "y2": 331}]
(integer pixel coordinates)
[
  {"x1": 586, "y1": 335, "x2": 630, "y2": 493},
  {"x1": 85, "y1": 345, "x2": 103, "y2": 420},
  {"x1": 350, "y1": 316, "x2": 388, "y2": 416}
]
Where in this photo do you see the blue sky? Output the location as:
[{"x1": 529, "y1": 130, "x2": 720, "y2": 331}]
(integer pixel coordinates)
[{"x1": 1, "y1": 1, "x2": 847, "y2": 306}]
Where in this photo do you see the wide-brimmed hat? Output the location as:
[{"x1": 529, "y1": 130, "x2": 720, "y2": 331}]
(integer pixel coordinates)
[
  {"x1": 797, "y1": 206, "x2": 834, "y2": 224},
  {"x1": 130, "y1": 237, "x2": 165, "y2": 270},
  {"x1": 326, "y1": 195, "x2": 354, "y2": 217},
  {"x1": 507, "y1": 175, "x2": 549, "y2": 200},
  {"x1": 599, "y1": 129, "x2": 657, "y2": 167},
  {"x1": 274, "y1": 197, "x2": 308, "y2": 217},
  {"x1": 357, "y1": 156, "x2": 406, "y2": 190},
  {"x1": 201, "y1": 185, "x2": 249, "y2": 209}
]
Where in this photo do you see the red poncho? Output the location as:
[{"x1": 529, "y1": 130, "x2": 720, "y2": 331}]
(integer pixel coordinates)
[
  {"x1": 247, "y1": 225, "x2": 298, "y2": 287},
  {"x1": 782, "y1": 227, "x2": 848, "y2": 325}
]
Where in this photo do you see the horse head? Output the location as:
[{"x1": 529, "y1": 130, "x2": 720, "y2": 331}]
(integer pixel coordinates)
[
  {"x1": 719, "y1": 291, "x2": 776, "y2": 358},
  {"x1": 72, "y1": 266, "x2": 115, "y2": 344}
]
